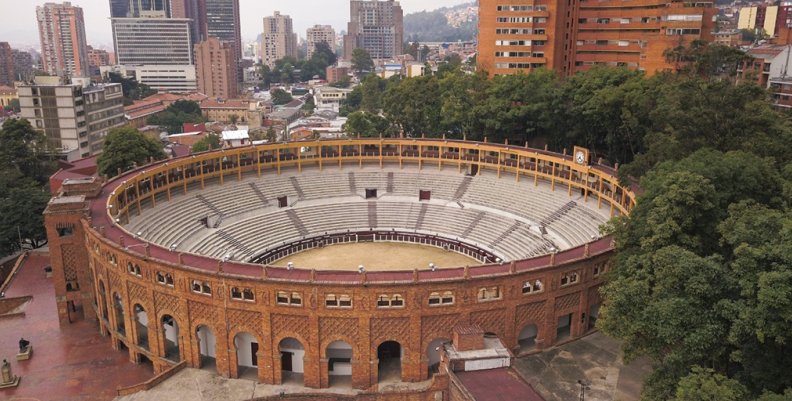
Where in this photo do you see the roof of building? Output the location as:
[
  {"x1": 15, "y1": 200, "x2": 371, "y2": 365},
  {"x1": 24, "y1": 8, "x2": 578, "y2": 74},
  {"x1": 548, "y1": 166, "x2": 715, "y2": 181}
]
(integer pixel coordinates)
[
  {"x1": 455, "y1": 368, "x2": 545, "y2": 401},
  {"x1": 747, "y1": 45, "x2": 787, "y2": 59},
  {"x1": 0, "y1": 85, "x2": 17, "y2": 94},
  {"x1": 221, "y1": 129, "x2": 249, "y2": 141},
  {"x1": 48, "y1": 156, "x2": 98, "y2": 195},
  {"x1": 200, "y1": 98, "x2": 249, "y2": 109}
]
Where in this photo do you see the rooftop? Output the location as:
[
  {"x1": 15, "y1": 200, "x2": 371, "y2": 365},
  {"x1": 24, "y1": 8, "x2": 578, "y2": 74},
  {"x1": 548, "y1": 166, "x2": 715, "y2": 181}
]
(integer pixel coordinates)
[{"x1": 455, "y1": 368, "x2": 544, "y2": 401}]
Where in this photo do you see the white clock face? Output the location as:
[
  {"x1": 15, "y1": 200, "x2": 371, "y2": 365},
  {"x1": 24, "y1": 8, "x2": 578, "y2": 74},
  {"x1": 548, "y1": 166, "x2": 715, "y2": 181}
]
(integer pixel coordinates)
[{"x1": 575, "y1": 151, "x2": 585, "y2": 164}]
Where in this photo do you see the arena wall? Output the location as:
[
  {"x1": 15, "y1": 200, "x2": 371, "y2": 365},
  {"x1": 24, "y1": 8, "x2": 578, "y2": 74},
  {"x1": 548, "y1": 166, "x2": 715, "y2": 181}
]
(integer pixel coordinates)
[{"x1": 44, "y1": 139, "x2": 635, "y2": 391}]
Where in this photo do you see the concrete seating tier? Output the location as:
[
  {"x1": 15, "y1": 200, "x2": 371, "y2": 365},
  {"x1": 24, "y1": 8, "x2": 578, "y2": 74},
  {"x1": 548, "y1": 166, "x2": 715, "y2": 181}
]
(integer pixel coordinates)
[{"x1": 125, "y1": 166, "x2": 611, "y2": 262}]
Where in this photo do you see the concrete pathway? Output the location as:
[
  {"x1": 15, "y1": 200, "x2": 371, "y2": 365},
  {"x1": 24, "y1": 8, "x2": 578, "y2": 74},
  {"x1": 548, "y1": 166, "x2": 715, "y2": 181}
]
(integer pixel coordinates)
[{"x1": 513, "y1": 332, "x2": 652, "y2": 401}]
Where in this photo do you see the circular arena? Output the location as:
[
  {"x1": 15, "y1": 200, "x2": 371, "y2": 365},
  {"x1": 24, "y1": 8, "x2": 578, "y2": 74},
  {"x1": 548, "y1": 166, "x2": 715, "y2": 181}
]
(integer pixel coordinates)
[{"x1": 60, "y1": 139, "x2": 635, "y2": 390}]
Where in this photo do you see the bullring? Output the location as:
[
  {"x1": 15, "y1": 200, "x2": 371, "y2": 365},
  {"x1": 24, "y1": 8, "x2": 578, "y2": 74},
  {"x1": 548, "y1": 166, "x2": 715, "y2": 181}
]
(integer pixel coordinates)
[{"x1": 44, "y1": 138, "x2": 636, "y2": 391}]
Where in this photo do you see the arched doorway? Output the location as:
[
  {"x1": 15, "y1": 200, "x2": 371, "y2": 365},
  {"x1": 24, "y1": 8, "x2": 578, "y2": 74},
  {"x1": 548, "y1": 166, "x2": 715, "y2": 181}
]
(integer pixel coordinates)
[
  {"x1": 196, "y1": 325, "x2": 216, "y2": 371},
  {"x1": 162, "y1": 315, "x2": 180, "y2": 361},
  {"x1": 588, "y1": 304, "x2": 601, "y2": 331},
  {"x1": 557, "y1": 314, "x2": 572, "y2": 342},
  {"x1": 278, "y1": 337, "x2": 304, "y2": 385},
  {"x1": 113, "y1": 293, "x2": 125, "y2": 335},
  {"x1": 98, "y1": 281, "x2": 108, "y2": 321},
  {"x1": 133, "y1": 304, "x2": 148, "y2": 350},
  {"x1": 426, "y1": 338, "x2": 448, "y2": 377},
  {"x1": 517, "y1": 324, "x2": 538, "y2": 354},
  {"x1": 377, "y1": 341, "x2": 402, "y2": 383},
  {"x1": 326, "y1": 340, "x2": 352, "y2": 388},
  {"x1": 234, "y1": 332, "x2": 259, "y2": 380}
]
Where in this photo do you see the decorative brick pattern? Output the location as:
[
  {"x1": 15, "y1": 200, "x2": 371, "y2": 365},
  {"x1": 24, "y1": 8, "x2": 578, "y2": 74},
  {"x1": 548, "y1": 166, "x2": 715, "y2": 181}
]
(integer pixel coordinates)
[
  {"x1": 61, "y1": 244, "x2": 78, "y2": 281},
  {"x1": 319, "y1": 317, "x2": 359, "y2": 341},
  {"x1": 421, "y1": 314, "x2": 459, "y2": 340},
  {"x1": 470, "y1": 308, "x2": 507, "y2": 336},
  {"x1": 189, "y1": 300, "x2": 217, "y2": 323},
  {"x1": 228, "y1": 308, "x2": 264, "y2": 333},
  {"x1": 372, "y1": 317, "x2": 409, "y2": 343},
  {"x1": 272, "y1": 313, "x2": 309, "y2": 340},
  {"x1": 154, "y1": 291, "x2": 180, "y2": 316},
  {"x1": 127, "y1": 281, "x2": 147, "y2": 305},
  {"x1": 515, "y1": 301, "x2": 546, "y2": 328},
  {"x1": 555, "y1": 292, "x2": 580, "y2": 311}
]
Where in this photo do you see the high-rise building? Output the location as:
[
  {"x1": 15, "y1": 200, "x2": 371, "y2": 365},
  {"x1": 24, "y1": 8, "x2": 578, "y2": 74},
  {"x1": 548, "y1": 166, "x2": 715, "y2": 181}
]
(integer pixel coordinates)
[
  {"x1": 18, "y1": 76, "x2": 125, "y2": 160},
  {"x1": 87, "y1": 46, "x2": 112, "y2": 77},
  {"x1": 201, "y1": 0, "x2": 242, "y2": 61},
  {"x1": 12, "y1": 50, "x2": 34, "y2": 81},
  {"x1": 112, "y1": 18, "x2": 193, "y2": 66},
  {"x1": 0, "y1": 42, "x2": 14, "y2": 86},
  {"x1": 170, "y1": 0, "x2": 203, "y2": 45},
  {"x1": 477, "y1": 0, "x2": 716, "y2": 77},
  {"x1": 36, "y1": 2, "x2": 89, "y2": 78},
  {"x1": 306, "y1": 25, "x2": 336, "y2": 59},
  {"x1": 344, "y1": 0, "x2": 404, "y2": 60},
  {"x1": 261, "y1": 11, "x2": 298, "y2": 68},
  {"x1": 195, "y1": 37, "x2": 238, "y2": 98},
  {"x1": 738, "y1": 5, "x2": 779, "y2": 36}
]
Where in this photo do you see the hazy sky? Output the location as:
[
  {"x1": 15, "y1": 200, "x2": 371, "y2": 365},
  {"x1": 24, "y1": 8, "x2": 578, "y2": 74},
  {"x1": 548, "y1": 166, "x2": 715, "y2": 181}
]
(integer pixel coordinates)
[{"x1": 2, "y1": 0, "x2": 469, "y2": 50}]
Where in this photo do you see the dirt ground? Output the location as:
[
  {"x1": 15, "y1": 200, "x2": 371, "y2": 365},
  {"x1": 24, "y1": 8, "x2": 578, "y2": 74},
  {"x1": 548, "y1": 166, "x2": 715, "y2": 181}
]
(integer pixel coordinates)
[{"x1": 271, "y1": 242, "x2": 480, "y2": 271}]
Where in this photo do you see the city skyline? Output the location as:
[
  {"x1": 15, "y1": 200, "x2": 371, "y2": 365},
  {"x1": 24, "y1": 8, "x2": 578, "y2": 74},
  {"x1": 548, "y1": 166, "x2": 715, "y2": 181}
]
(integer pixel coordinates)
[{"x1": 2, "y1": 0, "x2": 468, "y2": 50}]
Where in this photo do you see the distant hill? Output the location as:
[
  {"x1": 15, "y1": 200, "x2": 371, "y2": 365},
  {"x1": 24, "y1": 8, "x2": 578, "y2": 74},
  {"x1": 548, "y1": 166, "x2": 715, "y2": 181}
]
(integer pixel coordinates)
[{"x1": 403, "y1": 2, "x2": 478, "y2": 43}]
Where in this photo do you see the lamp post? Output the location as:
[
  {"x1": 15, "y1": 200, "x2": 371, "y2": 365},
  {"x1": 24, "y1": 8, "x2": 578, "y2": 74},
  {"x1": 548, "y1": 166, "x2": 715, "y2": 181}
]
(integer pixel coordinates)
[{"x1": 577, "y1": 379, "x2": 591, "y2": 401}]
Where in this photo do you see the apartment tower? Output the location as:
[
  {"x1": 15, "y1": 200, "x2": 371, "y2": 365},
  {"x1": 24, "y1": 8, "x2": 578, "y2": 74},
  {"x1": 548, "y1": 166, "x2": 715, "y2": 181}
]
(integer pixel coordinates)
[
  {"x1": 195, "y1": 37, "x2": 238, "y2": 98},
  {"x1": 261, "y1": 11, "x2": 298, "y2": 68},
  {"x1": 478, "y1": 0, "x2": 716, "y2": 76},
  {"x1": 36, "y1": 2, "x2": 89, "y2": 78},
  {"x1": 307, "y1": 25, "x2": 336, "y2": 59},
  {"x1": 0, "y1": 42, "x2": 14, "y2": 85},
  {"x1": 201, "y1": 0, "x2": 242, "y2": 61},
  {"x1": 344, "y1": 0, "x2": 404, "y2": 60}
]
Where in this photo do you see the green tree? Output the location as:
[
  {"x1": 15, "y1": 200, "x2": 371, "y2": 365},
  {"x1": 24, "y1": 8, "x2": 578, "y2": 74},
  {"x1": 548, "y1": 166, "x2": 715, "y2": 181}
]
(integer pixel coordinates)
[
  {"x1": 382, "y1": 75, "x2": 442, "y2": 137},
  {"x1": 439, "y1": 70, "x2": 489, "y2": 139},
  {"x1": 0, "y1": 118, "x2": 56, "y2": 183},
  {"x1": 146, "y1": 100, "x2": 204, "y2": 134},
  {"x1": 271, "y1": 88, "x2": 294, "y2": 105},
  {"x1": 311, "y1": 41, "x2": 337, "y2": 69},
  {"x1": 343, "y1": 111, "x2": 391, "y2": 137},
  {"x1": 600, "y1": 148, "x2": 792, "y2": 400},
  {"x1": 97, "y1": 127, "x2": 166, "y2": 177},
  {"x1": 351, "y1": 48, "x2": 374, "y2": 75},
  {"x1": 191, "y1": 133, "x2": 221, "y2": 153},
  {"x1": 673, "y1": 367, "x2": 748, "y2": 401}
]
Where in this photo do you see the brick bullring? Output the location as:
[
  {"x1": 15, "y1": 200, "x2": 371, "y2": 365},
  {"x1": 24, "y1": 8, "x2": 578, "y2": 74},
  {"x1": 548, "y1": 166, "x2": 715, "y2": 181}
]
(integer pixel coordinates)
[{"x1": 44, "y1": 138, "x2": 636, "y2": 391}]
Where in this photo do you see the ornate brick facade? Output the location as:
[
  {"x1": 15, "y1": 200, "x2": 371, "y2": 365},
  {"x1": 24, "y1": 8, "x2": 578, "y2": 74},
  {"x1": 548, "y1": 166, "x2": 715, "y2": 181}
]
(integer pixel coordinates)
[{"x1": 45, "y1": 139, "x2": 635, "y2": 390}]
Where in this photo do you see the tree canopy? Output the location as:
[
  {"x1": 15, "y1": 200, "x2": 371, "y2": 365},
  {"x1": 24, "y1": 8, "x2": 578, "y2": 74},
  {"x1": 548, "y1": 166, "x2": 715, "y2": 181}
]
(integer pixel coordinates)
[
  {"x1": 146, "y1": 100, "x2": 204, "y2": 134},
  {"x1": 191, "y1": 133, "x2": 221, "y2": 153},
  {"x1": 97, "y1": 126, "x2": 166, "y2": 177},
  {"x1": 350, "y1": 48, "x2": 374, "y2": 75},
  {"x1": 0, "y1": 119, "x2": 56, "y2": 254},
  {"x1": 258, "y1": 42, "x2": 339, "y2": 88}
]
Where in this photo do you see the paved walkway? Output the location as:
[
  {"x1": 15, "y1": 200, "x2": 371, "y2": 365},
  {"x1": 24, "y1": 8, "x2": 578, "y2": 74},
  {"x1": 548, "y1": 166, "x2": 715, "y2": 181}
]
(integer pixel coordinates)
[
  {"x1": 115, "y1": 367, "x2": 435, "y2": 401},
  {"x1": 513, "y1": 332, "x2": 652, "y2": 401},
  {"x1": 0, "y1": 253, "x2": 153, "y2": 401}
]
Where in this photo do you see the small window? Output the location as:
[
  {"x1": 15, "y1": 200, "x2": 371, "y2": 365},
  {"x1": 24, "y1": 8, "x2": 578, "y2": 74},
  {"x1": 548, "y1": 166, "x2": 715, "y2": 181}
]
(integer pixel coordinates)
[
  {"x1": 231, "y1": 287, "x2": 243, "y2": 300},
  {"x1": 326, "y1": 294, "x2": 338, "y2": 307},
  {"x1": 276, "y1": 291, "x2": 290, "y2": 304},
  {"x1": 441, "y1": 291, "x2": 454, "y2": 304},
  {"x1": 391, "y1": 295, "x2": 404, "y2": 307},
  {"x1": 561, "y1": 272, "x2": 579, "y2": 287},
  {"x1": 478, "y1": 286, "x2": 501, "y2": 302},
  {"x1": 242, "y1": 288, "x2": 255, "y2": 301},
  {"x1": 377, "y1": 295, "x2": 390, "y2": 307},
  {"x1": 56, "y1": 224, "x2": 74, "y2": 237},
  {"x1": 127, "y1": 262, "x2": 141, "y2": 277},
  {"x1": 523, "y1": 280, "x2": 544, "y2": 294},
  {"x1": 192, "y1": 280, "x2": 212, "y2": 295},
  {"x1": 290, "y1": 292, "x2": 302, "y2": 305},
  {"x1": 338, "y1": 294, "x2": 352, "y2": 308}
]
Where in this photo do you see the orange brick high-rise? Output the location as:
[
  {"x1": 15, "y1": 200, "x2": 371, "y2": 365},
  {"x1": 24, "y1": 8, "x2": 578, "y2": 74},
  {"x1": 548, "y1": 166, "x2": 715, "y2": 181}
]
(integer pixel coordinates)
[{"x1": 478, "y1": 0, "x2": 716, "y2": 76}]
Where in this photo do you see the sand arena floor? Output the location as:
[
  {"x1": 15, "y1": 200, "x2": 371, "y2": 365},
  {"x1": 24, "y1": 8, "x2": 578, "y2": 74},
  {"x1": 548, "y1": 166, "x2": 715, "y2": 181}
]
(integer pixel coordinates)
[{"x1": 271, "y1": 242, "x2": 480, "y2": 271}]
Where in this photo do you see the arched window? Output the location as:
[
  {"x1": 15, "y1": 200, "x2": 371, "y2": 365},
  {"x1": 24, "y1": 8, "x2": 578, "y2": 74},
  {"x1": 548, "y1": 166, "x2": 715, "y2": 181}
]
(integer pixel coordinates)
[
  {"x1": 338, "y1": 294, "x2": 352, "y2": 308},
  {"x1": 441, "y1": 291, "x2": 455, "y2": 305},
  {"x1": 231, "y1": 287, "x2": 242, "y2": 300},
  {"x1": 242, "y1": 288, "x2": 254, "y2": 301},
  {"x1": 326, "y1": 294, "x2": 338, "y2": 307},
  {"x1": 391, "y1": 294, "x2": 404, "y2": 307},
  {"x1": 377, "y1": 295, "x2": 390, "y2": 307},
  {"x1": 428, "y1": 292, "x2": 441, "y2": 306}
]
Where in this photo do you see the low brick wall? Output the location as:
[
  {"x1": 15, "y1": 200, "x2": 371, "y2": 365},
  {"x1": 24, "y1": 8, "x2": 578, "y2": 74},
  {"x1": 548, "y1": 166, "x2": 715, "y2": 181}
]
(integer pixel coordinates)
[
  {"x1": 0, "y1": 252, "x2": 27, "y2": 294},
  {"x1": 0, "y1": 296, "x2": 32, "y2": 319},
  {"x1": 251, "y1": 375, "x2": 447, "y2": 401},
  {"x1": 116, "y1": 360, "x2": 187, "y2": 396}
]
